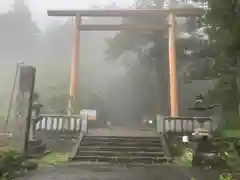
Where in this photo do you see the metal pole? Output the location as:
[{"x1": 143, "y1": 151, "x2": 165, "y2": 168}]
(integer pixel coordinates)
[
  {"x1": 168, "y1": 13, "x2": 179, "y2": 117},
  {"x1": 4, "y1": 61, "x2": 24, "y2": 132},
  {"x1": 68, "y1": 13, "x2": 80, "y2": 115}
]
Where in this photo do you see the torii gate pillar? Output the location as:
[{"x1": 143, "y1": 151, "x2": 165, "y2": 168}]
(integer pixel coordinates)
[
  {"x1": 68, "y1": 13, "x2": 80, "y2": 115},
  {"x1": 168, "y1": 13, "x2": 179, "y2": 117}
]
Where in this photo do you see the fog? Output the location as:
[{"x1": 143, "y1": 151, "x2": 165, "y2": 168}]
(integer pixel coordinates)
[
  {"x1": 0, "y1": 0, "x2": 134, "y2": 30},
  {"x1": 0, "y1": 0, "x2": 147, "y2": 125},
  {"x1": 0, "y1": 0, "x2": 216, "y2": 126}
]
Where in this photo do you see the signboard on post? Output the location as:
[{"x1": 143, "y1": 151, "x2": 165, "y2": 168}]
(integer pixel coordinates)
[{"x1": 82, "y1": 109, "x2": 97, "y2": 121}]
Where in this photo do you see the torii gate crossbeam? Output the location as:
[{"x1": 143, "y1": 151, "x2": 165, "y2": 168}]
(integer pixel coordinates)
[{"x1": 47, "y1": 8, "x2": 204, "y2": 117}]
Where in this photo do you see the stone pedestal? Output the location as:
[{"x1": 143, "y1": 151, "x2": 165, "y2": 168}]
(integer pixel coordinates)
[{"x1": 27, "y1": 139, "x2": 46, "y2": 158}]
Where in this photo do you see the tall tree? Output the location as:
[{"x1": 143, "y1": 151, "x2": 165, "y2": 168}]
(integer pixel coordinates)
[
  {"x1": 0, "y1": 0, "x2": 39, "y2": 61},
  {"x1": 0, "y1": 0, "x2": 40, "y2": 114},
  {"x1": 206, "y1": 0, "x2": 240, "y2": 117},
  {"x1": 105, "y1": 0, "x2": 207, "y2": 115}
]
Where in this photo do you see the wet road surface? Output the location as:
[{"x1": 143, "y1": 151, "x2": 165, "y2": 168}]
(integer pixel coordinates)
[{"x1": 18, "y1": 163, "x2": 220, "y2": 180}]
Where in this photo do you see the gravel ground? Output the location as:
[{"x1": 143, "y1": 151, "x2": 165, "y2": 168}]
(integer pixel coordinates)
[{"x1": 18, "y1": 164, "x2": 220, "y2": 180}]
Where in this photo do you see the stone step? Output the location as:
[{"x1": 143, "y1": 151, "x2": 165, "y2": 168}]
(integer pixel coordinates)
[
  {"x1": 83, "y1": 138, "x2": 161, "y2": 143},
  {"x1": 36, "y1": 132, "x2": 78, "y2": 139},
  {"x1": 78, "y1": 145, "x2": 164, "y2": 152},
  {"x1": 73, "y1": 155, "x2": 168, "y2": 164},
  {"x1": 80, "y1": 141, "x2": 162, "y2": 146},
  {"x1": 77, "y1": 150, "x2": 165, "y2": 157},
  {"x1": 73, "y1": 135, "x2": 167, "y2": 164},
  {"x1": 84, "y1": 136, "x2": 160, "y2": 140}
]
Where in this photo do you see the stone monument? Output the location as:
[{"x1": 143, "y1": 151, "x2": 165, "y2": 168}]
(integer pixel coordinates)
[{"x1": 11, "y1": 65, "x2": 36, "y2": 156}]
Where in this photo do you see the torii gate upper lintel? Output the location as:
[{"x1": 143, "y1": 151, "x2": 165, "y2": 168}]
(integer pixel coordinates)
[{"x1": 47, "y1": 8, "x2": 204, "y2": 117}]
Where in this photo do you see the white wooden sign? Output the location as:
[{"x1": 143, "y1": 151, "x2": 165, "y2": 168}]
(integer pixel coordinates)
[{"x1": 82, "y1": 109, "x2": 97, "y2": 121}]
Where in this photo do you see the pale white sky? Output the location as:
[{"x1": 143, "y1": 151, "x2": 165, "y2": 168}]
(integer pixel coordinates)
[{"x1": 0, "y1": 0, "x2": 134, "y2": 29}]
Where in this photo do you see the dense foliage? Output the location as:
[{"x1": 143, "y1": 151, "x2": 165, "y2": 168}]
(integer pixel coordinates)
[
  {"x1": 105, "y1": 0, "x2": 208, "y2": 116},
  {"x1": 0, "y1": 2, "x2": 105, "y2": 114},
  {"x1": 206, "y1": 0, "x2": 240, "y2": 118},
  {"x1": 105, "y1": 0, "x2": 240, "y2": 123},
  {"x1": 0, "y1": 149, "x2": 24, "y2": 179}
]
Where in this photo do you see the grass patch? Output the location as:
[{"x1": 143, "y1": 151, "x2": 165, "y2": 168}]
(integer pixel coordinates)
[{"x1": 39, "y1": 152, "x2": 68, "y2": 166}]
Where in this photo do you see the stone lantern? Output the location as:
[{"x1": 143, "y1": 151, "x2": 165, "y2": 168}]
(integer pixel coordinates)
[
  {"x1": 188, "y1": 94, "x2": 218, "y2": 141},
  {"x1": 27, "y1": 93, "x2": 46, "y2": 158},
  {"x1": 29, "y1": 98, "x2": 43, "y2": 140},
  {"x1": 189, "y1": 94, "x2": 215, "y2": 128}
]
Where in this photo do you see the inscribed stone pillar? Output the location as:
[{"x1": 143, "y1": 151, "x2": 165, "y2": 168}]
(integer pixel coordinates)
[{"x1": 11, "y1": 66, "x2": 36, "y2": 154}]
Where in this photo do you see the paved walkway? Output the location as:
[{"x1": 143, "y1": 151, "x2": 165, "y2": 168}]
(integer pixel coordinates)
[{"x1": 18, "y1": 164, "x2": 220, "y2": 180}]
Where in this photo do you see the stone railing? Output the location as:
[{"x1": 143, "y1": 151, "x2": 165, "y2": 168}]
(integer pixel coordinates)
[
  {"x1": 35, "y1": 111, "x2": 89, "y2": 133},
  {"x1": 157, "y1": 115, "x2": 213, "y2": 134},
  {"x1": 36, "y1": 114, "x2": 82, "y2": 132}
]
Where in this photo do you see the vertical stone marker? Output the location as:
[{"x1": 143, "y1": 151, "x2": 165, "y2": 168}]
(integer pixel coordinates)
[{"x1": 11, "y1": 66, "x2": 36, "y2": 155}]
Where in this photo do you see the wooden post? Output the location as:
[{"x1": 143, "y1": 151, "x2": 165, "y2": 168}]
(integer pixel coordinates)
[
  {"x1": 168, "y1": 13, "x2": 179, "y2": 117},
  {"x1": 68, "y1": 13, "x2": 81, "y2": 115}
]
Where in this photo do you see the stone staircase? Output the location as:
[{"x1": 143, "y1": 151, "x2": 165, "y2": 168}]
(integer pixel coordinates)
[{"x1": 72, "y1": 135, "x2": 170, "y2": 165}]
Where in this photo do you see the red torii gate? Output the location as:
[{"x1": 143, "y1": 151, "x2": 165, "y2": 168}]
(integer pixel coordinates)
[{"x1": 47, "y1": 8, "x2": 204, "y2": 117}]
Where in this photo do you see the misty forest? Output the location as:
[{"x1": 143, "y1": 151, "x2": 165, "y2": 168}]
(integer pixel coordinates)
[
  {"x1": 1, "y1": 0, "x2": 240, "y2": 180},
  {"x1": 0, "y1": 0, "x2": 239, "y2": 128}
]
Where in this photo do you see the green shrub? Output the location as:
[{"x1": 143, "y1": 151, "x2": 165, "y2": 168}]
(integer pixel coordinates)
[
  {"x1": 219, "y1": 173, "x2": 232, "y2": 180},
  {"x1": 0, "y1": 149, "x2": 24, "y2": 179},
  {"x1": 169, "y1": 142, "x2": 186, "y2": 157},
  {"x1": 181, "y1": 148, "x2": 193, "y2": 166}
]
